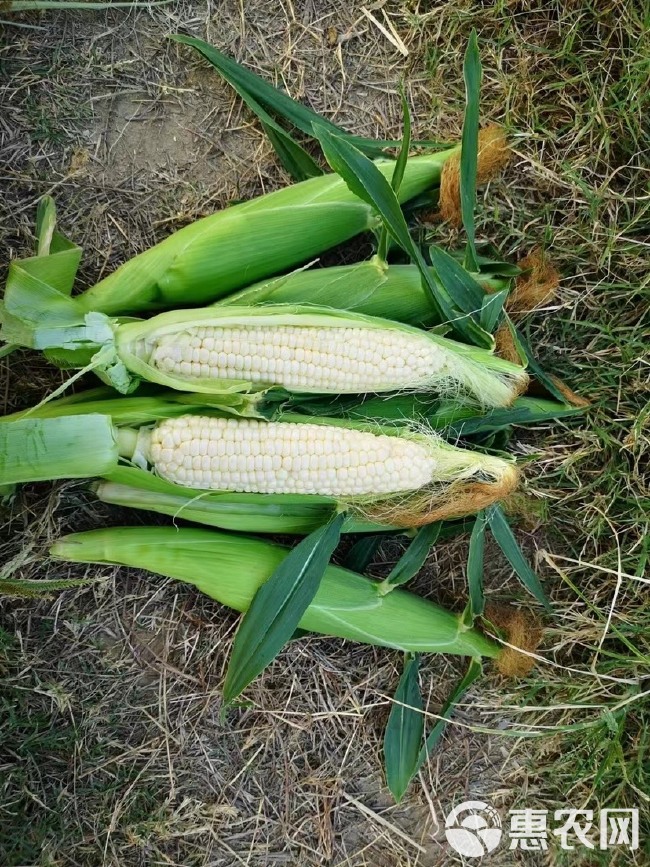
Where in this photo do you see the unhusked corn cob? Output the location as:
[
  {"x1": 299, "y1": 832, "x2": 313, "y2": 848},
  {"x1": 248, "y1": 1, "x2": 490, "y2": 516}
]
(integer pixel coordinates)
[
  {"x1": 142, "y1": 416, "x2": 436, "y2": 496},
  {"x1": 148, "y1": 323, "x2": 444, "y2": 394}
]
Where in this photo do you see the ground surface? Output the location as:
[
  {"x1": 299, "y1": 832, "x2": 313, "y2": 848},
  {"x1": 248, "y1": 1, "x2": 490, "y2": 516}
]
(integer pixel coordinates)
[{"x1": 1, "y1": 2, "x2": 648, "y2": 865}]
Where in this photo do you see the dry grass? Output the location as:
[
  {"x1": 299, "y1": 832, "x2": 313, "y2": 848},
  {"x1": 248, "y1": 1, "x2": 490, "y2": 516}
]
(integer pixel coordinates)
[{"x1": 1, "y1": 1, "x2": 648, "y2": 865}]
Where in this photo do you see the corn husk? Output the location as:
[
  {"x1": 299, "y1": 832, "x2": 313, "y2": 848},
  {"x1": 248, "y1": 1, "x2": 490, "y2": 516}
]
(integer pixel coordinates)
[
  {"x1": 49, "y1": 525, "x2": 500, "y2": 658},
  {"x1": 218, "y1": 259, "x2": 508, "y2": 327},
  {"x1": 72, "y1": 153, "x2": 453, "y2": 316}
]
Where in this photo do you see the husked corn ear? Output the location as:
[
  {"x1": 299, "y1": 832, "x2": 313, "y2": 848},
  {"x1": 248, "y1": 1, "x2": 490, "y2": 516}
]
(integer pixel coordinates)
[
  {"x1": 149, "y1": 324, "x2": 443, "y2": 394},
  {"x1": 142, "y1": 416, "x2": 436, "y2": 496},
  {"x1": 115, "y1": 306, "x2": 529, "y2": 404}
]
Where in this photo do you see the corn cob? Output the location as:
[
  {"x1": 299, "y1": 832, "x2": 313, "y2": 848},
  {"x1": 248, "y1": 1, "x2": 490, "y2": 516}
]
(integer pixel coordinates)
[
  {"x1": 117, "y1": 412, "x2": 517, "y2": 528},
  {"x1": 1, "y1": 395, "x2": 518, "y2": 529},
  {"x1": 49, "y1": 526, "x2": 501, "y2": 659},
  {"x1": 110, "y1": 306, "x2": 528, "y2": 402}
]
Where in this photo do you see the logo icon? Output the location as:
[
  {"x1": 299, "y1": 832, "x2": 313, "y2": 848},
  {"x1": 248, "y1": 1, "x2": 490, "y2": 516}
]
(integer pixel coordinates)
[{"x1": 445, "y1": 800, "x2": 503, "y2": 857}]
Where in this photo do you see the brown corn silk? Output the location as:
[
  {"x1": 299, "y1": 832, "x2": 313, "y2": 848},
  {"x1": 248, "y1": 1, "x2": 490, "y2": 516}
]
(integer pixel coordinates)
[
  {"x1": 365, "y1": 464, "x2": 520, "y2": 529},
  {"x1": 438, "y1": 125, "x2": 511, "y2": 226},
  {"x1": 485, "y1": 604, "x2": 542, "y2": 677}
]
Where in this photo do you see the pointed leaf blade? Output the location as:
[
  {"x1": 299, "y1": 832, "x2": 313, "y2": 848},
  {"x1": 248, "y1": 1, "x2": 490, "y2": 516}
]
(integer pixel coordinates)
[
  {"x1": 384, "y1": 655, "x2": 424, "y2": 802},
  {"x1": 384, "y1": 522, "x2": 442, "y2": 589},
  {"x1": 314, "y1": 126, "x2": 492, "y2": 347},
  {"x1": 486, "y1": 505, "x2": 551, "y2": 609},
  {"x1": 415, "y1": 657, "x2": 484, "y2": 773},
  {"x1": 460, "y1": 31, "x2": 481, "y2": 272},
  {"x1": 467, "y1": 511, "x2": 487, "y2": 617},
  {"x1": 223, "y1": 512, "x2": 346, "y2": 704}
]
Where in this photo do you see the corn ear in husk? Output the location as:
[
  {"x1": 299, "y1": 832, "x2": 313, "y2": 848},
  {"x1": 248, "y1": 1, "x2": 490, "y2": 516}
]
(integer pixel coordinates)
[{"x1": 49, "y1": 525, "x2": 501, "y2": 659}]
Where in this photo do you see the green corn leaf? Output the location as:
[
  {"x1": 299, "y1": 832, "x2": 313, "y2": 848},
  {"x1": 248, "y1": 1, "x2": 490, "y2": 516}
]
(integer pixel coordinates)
[
  {"x1": 343, "y1": 534, "x2": 385, "y2": 573},
  {"x1": 450, "y1": 248, "x2": 522, "y2": 277},
  {"x1": 377, "y1": 87, "x2": 412, "y2": 262},
  {"x1": 486, "y1": 505, "x2": 551, "y2": 609},
  {"x1": 390, "y1": 87, "x2": 412, "y2": 195},
  {"x1": 513, "y1": 324, "x2": 574, "y2": 404},
  {"x1": 314, "y1": 126, "x2": 492, "y2": 348},
  {"x1": 415, "y1": 657, "x2": 484, "y2": 773},
  {"x1": 445, "y1": 396, "x2": 583, "y2": 438},
  {"x1": 428, "y1": 244, "x2": 486, "y2": 313},
  {"x1": 164, "y1": 37, "x2": 323, "y2": 182},
  {"x1": 223, "y1": 512, "x2": 346, "y2": 704},
  {"x1": 460, "y1": 31, "x2": 481, "y2": 272},
  {"x1": 480, "y1": 289, "x2": 508, "y2": 333},
  {"x1": 262, "y1": 122, "x2": 323, "y2": 181},
  {"x1": 169, "y1": 35, "x2": 449, "y2": 157},
  {"x1": 467, "y1": 511, "x2": 488, "y2": 618},
  {"x1": 384, "y1": 654, "x2": 424, "y2": 802},
  {"x1": 381, "y1": 522, "x2": 442, "y2": 592}
]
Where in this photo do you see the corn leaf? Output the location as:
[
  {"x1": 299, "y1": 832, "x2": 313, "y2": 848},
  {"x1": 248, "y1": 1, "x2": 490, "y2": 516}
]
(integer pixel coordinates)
[
  {"x1": 343, "y1": 534, "x2": 385, "y2": 572},
  {"x1": 223, "y1": 512, "x2": 346, "y2": 704},
  {"x1": 381, "y1": 523, "x2": 442, "y2": 591},
  {"x1": 480, "y1": 288, "x2": 508, "y2": 333},
  {"x1": 377, "y1": 88, "x2": 412, "y2": 261},
  {"x1": 467, "y1": 511, "x2": 487, "y2": 618},
  {"x1": 445, "y1": 396, "x2": 583, "y2": 437},
  {"x1": 460, "y1": 31, "x2": 481, "y2": 272},
  {"x1": 428, "y1": 244, "x2": 485, "y2": 315},
  {"x1": 314, "y1": 126, "x2": 493, "y2": 348},
  {"x1": 486, "y1": 505, "x2": 550, "y2": 609},
  {"x1": 390, "y1": 87, "x2": 412, "y2": 195},
  {"x1": 384, "y1": 655, "x2": 424, "y2": 802},
  {"x1": 262, "y1": 122, "x2": 323, "y2": 181},
  {"x1": 170, "y1": 35, "x2": 449, "y2": 158},
  {"x1": 513, "y1": 324, "x2": 575, "y2": 404},
  {"x1": 415, "y1": 657, "x2": 483, "y2": 772}
]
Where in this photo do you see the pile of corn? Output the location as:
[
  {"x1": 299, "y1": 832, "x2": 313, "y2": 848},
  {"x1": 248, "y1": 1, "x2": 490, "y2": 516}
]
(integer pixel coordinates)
[{"x1": 0, "y1": 67, "x2": 566, "y2": 702}]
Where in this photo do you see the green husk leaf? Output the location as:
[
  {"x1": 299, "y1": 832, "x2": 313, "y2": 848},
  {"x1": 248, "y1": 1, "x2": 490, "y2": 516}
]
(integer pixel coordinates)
[
  {"x1": 0, "y1": 414, "x2": 118, "y2": 486},
  {"x1": 50, "y1": 526, "x2": 500, "y2": 658},
  {"x1": 170, "y1": 34, "x2": 449, "y2": 157},
  {"x1": 222, "y1": 513, "x2": 346, "y2": 704},
  {"x1": 314, "y1": 126, "x2": 492, "y2": 347},
  {"x1": 467, "y1": 510, "x2": 487, "y2": 618},
  {"x1": 384, "y1": 655, "x2": 424, "y2": 802},
  {"x1": 486, "y1": 505, "x2": 550, "y2": 609},
  {"x1": 380, "y1": 522, "x2": 442, "y2": 591},
  {"x1": 95, "y1": 466, "x2": 390, "y2": 535},
  {"x1": 460, "y1": 31, "x2": 481, "y2": 272}
]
